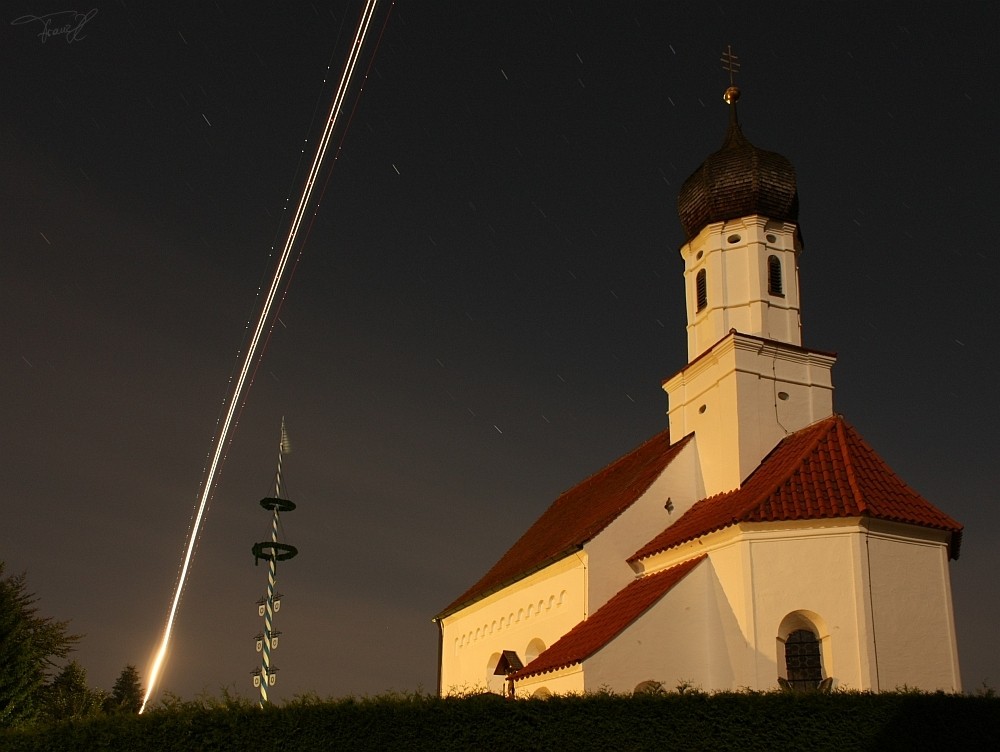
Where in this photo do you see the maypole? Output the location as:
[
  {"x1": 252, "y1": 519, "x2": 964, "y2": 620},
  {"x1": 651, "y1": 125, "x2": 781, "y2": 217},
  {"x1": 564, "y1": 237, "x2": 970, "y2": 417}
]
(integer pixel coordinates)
[
  {"x1": 140, "y1": 0, "x2": 390, "y2": 712},
  {"x1": 251, "y1": 418, "x2": 298, "y2": 705}
]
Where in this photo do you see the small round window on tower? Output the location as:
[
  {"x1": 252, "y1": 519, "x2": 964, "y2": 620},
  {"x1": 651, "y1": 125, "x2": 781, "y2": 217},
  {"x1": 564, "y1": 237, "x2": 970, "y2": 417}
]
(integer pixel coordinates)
[
  {"x1": 766, "y1": 233, "x2": 777, "y2": 243},
  {"x1": 698, "y1": 404, "x2": 707, "y2": 414},
  {"x1": 696, "y1": 250, "x2": 704, "y2": 260},
  {"x1": 778, "y1": 391, "x2": 789, "y2": 401},
  {"x1": 727, "y1": 234, "x2": 741, "y2": 244}
]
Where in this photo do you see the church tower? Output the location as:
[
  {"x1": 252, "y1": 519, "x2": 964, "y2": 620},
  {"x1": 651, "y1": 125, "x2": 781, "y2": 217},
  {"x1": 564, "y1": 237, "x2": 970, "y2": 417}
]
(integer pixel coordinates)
[
  {"x1": 663, "y1": 74, "x2": 836, "y2": 496},
  {"x1": 677, "y1": 85, "x2": 801, "y2": 358}
]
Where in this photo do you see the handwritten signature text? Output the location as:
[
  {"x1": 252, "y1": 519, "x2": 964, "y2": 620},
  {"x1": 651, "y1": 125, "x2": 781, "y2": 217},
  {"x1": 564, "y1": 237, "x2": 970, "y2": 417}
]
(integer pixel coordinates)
[{"x1": 12, "y1": 8, "x2": 99, "y2": 44}]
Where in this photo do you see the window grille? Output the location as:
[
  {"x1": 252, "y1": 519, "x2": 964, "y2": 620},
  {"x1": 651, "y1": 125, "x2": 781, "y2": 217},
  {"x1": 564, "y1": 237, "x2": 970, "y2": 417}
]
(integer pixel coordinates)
[{"x1": 784, "y1": 629, "x2": 823, "y2": 689}]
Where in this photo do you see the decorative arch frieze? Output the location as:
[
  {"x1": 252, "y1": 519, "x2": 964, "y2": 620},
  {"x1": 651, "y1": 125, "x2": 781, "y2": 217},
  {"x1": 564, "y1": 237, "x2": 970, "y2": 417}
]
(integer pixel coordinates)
[{"x1": 455, "y1": 589, "x2": 568, "y2": 649}]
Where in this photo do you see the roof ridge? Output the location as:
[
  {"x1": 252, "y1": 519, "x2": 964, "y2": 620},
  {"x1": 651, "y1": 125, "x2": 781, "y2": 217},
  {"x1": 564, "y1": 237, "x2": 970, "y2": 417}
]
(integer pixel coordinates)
[
  {"x1": 629, "y1": 414, "x2": 963, "y2": 563},
  {"x1": 834, "y1": 416, "x2": 868, "y2": 514},
  {"x1": 561, "y1": 428, "x2": 676, "y2": 495},
  {"x1": 741, "y1": 416, "x2": 839, "y2": 516}
]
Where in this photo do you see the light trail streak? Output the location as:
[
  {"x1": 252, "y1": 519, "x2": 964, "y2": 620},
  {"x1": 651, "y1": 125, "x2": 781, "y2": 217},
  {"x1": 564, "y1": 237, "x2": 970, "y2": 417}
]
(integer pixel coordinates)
[{"x1": 140, "y1": 0, "x2": 384, "y2": 713}]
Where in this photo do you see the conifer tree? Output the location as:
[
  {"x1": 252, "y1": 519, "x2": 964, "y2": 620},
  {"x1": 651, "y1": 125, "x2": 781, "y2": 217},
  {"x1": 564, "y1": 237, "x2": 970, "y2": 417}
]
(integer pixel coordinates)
[
  {"x1": 107, "y1": 664, "x2": 144, "y2": 714},
  {"x1": 0, "y1": 562, "x2": 80, "y2": 728},
  {"x1": 42, "y1": 660, "x2": 104, "y2": 721}
]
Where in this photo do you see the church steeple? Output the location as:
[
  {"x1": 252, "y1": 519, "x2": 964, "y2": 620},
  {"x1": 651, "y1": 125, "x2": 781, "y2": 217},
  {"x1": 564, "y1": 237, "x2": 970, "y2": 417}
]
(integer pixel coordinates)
[
  {"x1": 676, "y1": 99, "x2": 799, "y2": 243},
  {"x1": 675, "y1": 62, "x2": 803, "y2": 363},
  {"x1": 663, "y1": 53, "x2": 835, "y2": 495}
]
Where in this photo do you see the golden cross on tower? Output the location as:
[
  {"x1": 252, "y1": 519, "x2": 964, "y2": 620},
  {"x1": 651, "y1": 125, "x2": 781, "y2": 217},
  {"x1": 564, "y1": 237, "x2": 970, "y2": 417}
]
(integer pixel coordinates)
[
  {"x1": 720, "y1": 45, "x2": 741, "y2": 104},
  {"x1": 721, "y1": 45, "x2": 740, "y2": 84}
]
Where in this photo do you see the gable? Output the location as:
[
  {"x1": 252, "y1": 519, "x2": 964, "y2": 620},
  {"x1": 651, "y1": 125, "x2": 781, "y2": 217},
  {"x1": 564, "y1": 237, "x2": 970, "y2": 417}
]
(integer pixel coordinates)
[
  {"x1": 511, "y1": 555, "x2": 707, "y2": 681},
  {"x1": 630, "y1": 416, "x2": 963, "y2": 563},
  {"x1": 435, "y1": 430, "x2": 693, "y2": 620}
]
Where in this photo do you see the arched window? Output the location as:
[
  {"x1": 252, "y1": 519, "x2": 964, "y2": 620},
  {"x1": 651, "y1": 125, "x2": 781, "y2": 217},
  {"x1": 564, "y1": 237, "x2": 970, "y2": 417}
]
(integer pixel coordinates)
[
  {"x1": 767, "y1": 255, "x2": 783, "y2": 296},
  {"x1": 525, "y1": 638, "x2": 546, "y2": 665},
  {"x1": 783, "y1": 629, "x2": 823, "y2": 690},
  {"x1": 696, "y1": 269, "x2": 707, "y2": 312},
  {"x1": 778, "y1": 611, "x2": 830, "y2": 691},
  {"x1": 485, "y1": 652, "x2": 503, "y2": 694}
]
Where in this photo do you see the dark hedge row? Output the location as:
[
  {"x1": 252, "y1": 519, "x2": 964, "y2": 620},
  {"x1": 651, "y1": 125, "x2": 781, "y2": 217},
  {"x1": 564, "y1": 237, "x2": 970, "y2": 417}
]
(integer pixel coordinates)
[{"x1": 3, "y1": 690, "x2": 998, "y2": 751}]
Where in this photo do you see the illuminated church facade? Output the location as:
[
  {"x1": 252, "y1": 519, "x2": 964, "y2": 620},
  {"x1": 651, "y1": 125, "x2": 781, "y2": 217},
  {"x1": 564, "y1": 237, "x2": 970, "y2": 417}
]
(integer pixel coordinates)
[{"x1": 433, "y1": 81, "x2": 963, "y2": 697}]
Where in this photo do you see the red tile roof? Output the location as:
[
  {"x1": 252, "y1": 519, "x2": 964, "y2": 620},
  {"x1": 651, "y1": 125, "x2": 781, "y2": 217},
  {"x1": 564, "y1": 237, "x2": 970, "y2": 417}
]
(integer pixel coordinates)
[
  {"x1": 511, "y1": 555, "x2": 707, "y2": 681},
  {"x1": 435, "y1": 430, "x2": 694, "y2": 620},
  {"x1": 630, "y1": 416, "x2": 963, "y2": 563}
]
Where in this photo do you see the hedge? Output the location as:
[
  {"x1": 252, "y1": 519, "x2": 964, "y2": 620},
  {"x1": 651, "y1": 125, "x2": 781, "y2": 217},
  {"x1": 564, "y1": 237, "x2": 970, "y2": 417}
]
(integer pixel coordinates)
[{"x1": 3, "y1": 689, "x2": 997, "y2": 751}]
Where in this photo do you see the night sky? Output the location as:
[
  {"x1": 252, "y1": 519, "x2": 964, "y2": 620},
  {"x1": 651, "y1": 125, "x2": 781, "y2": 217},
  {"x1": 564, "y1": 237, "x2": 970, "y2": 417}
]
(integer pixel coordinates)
[{"x1": 5, "y1": 2, "x2": 998, "y2": 702}]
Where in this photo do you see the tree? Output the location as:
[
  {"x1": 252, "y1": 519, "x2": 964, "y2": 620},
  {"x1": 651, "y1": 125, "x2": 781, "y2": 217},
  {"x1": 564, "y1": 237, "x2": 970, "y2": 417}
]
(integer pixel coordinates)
[
  {"x1": 106, "y1": 664, "x2": 144, "y2": 714},
  {"x1": 41, "y1": 660, "x2": 104, "y2": 722},
  {"x1": 0, "y1": 562, "x2": 80, "y2": 728}
]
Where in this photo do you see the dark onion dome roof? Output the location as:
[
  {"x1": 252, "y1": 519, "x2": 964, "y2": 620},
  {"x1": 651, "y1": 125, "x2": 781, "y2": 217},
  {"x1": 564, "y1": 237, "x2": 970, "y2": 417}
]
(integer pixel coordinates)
[{"x1": 677, "y1": 102, "x2": 798, "y2": 241}]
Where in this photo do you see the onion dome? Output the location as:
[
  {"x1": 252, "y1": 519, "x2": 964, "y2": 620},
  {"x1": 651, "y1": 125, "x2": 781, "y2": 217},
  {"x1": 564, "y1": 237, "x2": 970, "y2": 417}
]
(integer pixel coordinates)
[{"x1": 677, "y1": 88, "x2": 798, "y2": 240}]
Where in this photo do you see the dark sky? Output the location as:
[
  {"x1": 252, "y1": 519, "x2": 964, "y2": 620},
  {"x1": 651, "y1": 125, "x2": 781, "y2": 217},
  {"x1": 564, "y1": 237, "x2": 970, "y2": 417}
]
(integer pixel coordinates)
[{"x1": 5, "y1": 1, "x2": 998, "y2": 701}]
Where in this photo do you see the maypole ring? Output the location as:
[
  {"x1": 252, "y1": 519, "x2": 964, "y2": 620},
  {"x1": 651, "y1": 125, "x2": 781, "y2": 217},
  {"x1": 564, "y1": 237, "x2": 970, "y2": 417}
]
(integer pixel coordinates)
[
  {"x1": 252, "y1": 541, "x2": 299, "y2": 565},
  {"x1": 260, "y1": 497, "x2": 296, "y2": 512}
]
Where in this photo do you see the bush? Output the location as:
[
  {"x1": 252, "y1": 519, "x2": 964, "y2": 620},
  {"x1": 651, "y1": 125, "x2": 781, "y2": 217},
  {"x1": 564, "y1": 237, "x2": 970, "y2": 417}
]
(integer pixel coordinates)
[{"x1": 1, "y1": 688, "x2": 997, "y2": 752}]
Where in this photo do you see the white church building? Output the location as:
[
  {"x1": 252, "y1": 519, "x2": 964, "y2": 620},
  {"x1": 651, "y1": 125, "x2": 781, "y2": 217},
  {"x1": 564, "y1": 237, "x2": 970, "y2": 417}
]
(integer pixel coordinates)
[{"x1": 433, "y1": 82, "x2": 963, "y2": 697}]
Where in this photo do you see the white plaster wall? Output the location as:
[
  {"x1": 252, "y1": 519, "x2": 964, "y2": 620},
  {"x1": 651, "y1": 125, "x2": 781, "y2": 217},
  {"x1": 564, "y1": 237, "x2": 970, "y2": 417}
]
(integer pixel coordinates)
[
  {"x1": 561, "y1": 524, "x2": 875, "y2": 694},
  {"x1": 439, "y1": 555, "x2": 586, "y2": 695},
  {"x1": 664, "y1": 342, "x2": 742, "y2": 495},
  {"x1": 638, "y1": 522, "x2": 888, "y2": 691},
  {"x1": 583, "y1": 439, "x2": 702, "y2": 611},
  {"x1": 582, "y1": 557, "x2": 748, "y2": 692},
  {"x1": 733, "y1": 343, "x2": 835, "y2": 485},
  {"x1": 760, "y1": 226, "x2": 802, "y2": 344},
  {"x1": 701, "y1": 539, "x2": 757, "y2": 687},
  {"x1": 664, "y1": 334, "x2": 835, "y2": 497},
  {"x1": 741, "y1": 525, "x2": 870, "y2": 690},
  {"x1": 864, "y1": 523, "x2": 961, "y2": 691},
  {"x1": 681, "y1": 217, "x2": 802, "y2": 361},
  {"x1": 683, "y1": 225, "x2": 726, "y2": 360}
]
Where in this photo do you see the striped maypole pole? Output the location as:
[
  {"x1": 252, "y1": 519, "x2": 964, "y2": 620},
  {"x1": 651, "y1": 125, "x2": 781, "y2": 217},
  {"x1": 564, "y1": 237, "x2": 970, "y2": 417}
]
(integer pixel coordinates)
[{"x1": 252, "y1": 418, "x2": 298, "y2": 707}]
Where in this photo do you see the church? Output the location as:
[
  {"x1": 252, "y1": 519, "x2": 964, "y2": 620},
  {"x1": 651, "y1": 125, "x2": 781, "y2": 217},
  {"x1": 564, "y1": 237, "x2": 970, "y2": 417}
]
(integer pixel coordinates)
[{"x1": 432, "y1": 77, "x2": 963, "y2": 697}]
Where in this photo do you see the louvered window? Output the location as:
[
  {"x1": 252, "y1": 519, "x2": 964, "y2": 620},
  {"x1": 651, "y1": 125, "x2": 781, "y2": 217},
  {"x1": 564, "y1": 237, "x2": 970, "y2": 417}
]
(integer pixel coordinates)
[
  {"x1": 768, "y1": 255, "x2": 784, "y2": 297},
  {"x1": 696, "y1": 269, "x2": 707, "y2": 312},
  {"x1": 784, "y1": 629, "x2": 823, "y2": 690}
]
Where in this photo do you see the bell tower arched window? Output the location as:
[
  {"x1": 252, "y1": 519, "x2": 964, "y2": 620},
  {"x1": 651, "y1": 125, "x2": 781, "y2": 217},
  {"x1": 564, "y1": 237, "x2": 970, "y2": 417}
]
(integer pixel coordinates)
[
  {"x1": 767, "y1": 255, "x2": 783, "y2": 296},
  {"x1": 696, "y1": 269, "x2": 707, "y2": 312}
]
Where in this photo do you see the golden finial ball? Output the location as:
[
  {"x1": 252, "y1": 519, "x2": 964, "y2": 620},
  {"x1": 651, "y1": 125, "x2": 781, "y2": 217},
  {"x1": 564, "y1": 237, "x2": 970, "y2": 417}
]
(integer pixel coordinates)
[{"x1": 723, "y1": 86, "x2": 741, "y2": 105}]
